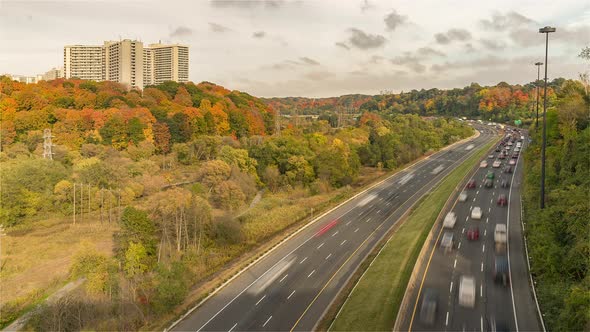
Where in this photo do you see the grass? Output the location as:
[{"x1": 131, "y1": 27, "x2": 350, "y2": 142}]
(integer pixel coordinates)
[{"x1": 327, "y1": 139, "x2": 496, "y2": 331}]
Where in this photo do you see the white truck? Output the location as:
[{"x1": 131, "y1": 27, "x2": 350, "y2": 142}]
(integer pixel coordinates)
[
  {"x1": 494, "y1": 224, "x2": 507, "y2": 252},
  {"x1": 443, "y1": 212, "x2": 457, "y2": 228},
  {"x1": 459, "y1": 275, "x2": 476, "y2": 308}
]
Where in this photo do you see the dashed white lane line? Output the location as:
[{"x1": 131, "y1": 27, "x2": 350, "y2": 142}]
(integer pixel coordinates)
[
  {"x1": 445, "y1": 312, "x2": 450, "y2": 326},
  {"x1": 462, "y1": 227, "x2": 465, "y2": 234},
  {"x1": 488, "y1": 207, "x2": 491, "y2": 212},
  {"x1": 325, "y1": 253, "x2": 332, "y2": 260},
  {"x1": 366, "y1": 218, "x2": 372, "y2": 223},
  {"x1": 341, "y1": 240, "x2": 347, "y2": 246},
  {"x1": 493, "y1": 191, "x2": 495, "y2": 196},
  {"x1": 377, "y1": 209, "x2": 381, "y2": 214},
  {"x1": 279, "y1": 274, "x2": 288, "y2": 283},
  {"x1": 481, "y1": 316, "x2": 484, "y2": 332},
  {"x1": 482, "y1": 244, "x2": 486, "y2": 253},
  {"x1": 263, "y1": 316, "x2": 272, "y2": 327},
  {"x1": 465, "y1": 216, "x2": 469, "y2": 222},
  {"x1": 229, "y1": 323, "x2": 237, "y2": 332},
  {"x1": 354, "y1": 228, "x2": 359, "y2": 233},
  {"x1": 476, "y1": 190, "x2": 480, "y2": 195},
  {"x1": 300, "y1": 257, "x2": 307, "y2": 264},
  {"x1": 453, "y1": 259, "x2": 457, "y2": 268},
  {"x1": 473, "y1": 197, "x2": 476, "y2": 202},
  {"x1": 481, "y1": 262, "x2": 484, "y2": 272},
  {"x1": 484, "y1": 229, "x2": 487, "y2": 236},
  {"x1": 345, "y1": 221, "x2": 351, "y2": 226},
  {"x1": 308, "y1": 270, "x2": 315, "y2": 278},
  {"x1": 450, "y1": 281, "x2": 454, "y2": 292},
  {"x1": 480, "y1": 285, "x2": 483, "y2": 297},
  {"x1": 332, "y1": 231, "x2": 339, "y2": 237},
  {"x1": 255, "y1": 295, "x2": 266, "y2": 306},
  {"x1": 486, "y1": 217, "x2": 489, "y2": 224},
  {"x1": 490, "y1": 198, "x2": 493, "y2": 204},
  {"x1": 317, "y1": 243, "x2": 324, "y2": 249},
  {"x1": 458, "y1": 242, "x2": 462, "y2": 249},
  {"x1": 287, "y1": 290, "x2": 296, "y2": 300}
]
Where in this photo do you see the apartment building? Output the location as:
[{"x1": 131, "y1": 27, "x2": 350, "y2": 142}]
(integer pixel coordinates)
[
  {"x1": 143, "y1": 43, "x2": 189, "y2": 86},
  {"x1": 41, "y1": 67, "x2": 64, "y2": 81},
  {"x1": 63, "y1": 45, "x2": 104, "y2": 81},
  {"x1": 104, "y1": 40, "x2": 144, "y2": 89}
]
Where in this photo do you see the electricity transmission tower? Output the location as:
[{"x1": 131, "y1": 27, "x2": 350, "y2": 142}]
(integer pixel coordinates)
[{"x1": 42, "y1": 128, "x2": 54, "y2": 160}]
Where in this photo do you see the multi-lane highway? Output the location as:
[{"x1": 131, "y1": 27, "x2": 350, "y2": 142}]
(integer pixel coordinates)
[
  {"x1": 170, "y1": 126, "x2": 496, "y2": 332},
  {"x1": 397, "y1": 129, "x2": 543, "y2": 331}
]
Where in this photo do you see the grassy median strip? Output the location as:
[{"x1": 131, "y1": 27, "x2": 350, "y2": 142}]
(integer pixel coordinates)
[{"x1": 327, "y1": 140, "x2": 495, "y2": 331}]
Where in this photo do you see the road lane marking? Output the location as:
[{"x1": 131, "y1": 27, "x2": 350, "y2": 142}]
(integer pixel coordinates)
[
  {"x1": 317, "y1": 243, "x2": 324, "y2": 249},
  {"x1": 300, "y1": 257, "x2": 307, "y2": 264},
  {"x1": 354, "y1": 228, "x2": 359, "y2": 233},
  {"x1": 326, "y1": 253, "x2": 332, "y2": 260},
  {"x1": 465, "y1": 216, "x2": 469, "y2": 222},
  {"x1": 470, "y1": 205, "x2": 473, "y2": 211},
  {"x1": 481, "y1": 316, "x2": 484, "y2": 332},
  {"x1": 263, "y1": 316, "x2": 272, "y2": 327},
  {"x1": 332, "y1": 231, "x2": 339, "y2": 237},
  {"x1": 491, "y1": 199, "x2": 493, "y2": 204},
  {"x1": 453, "y1": 259, "x2": 457, "y2": 268},
  {"x1": 450, "y1": 281, "x2": 453, "y2": 292},
  {"x1": 476, "y1": 190, "x2": 480, "y2": 195},
  {"x1": 482, "y1": 244, "x2": 485, "y2": 252},
  {"x1": 481, "y1": 262, "x2": 484, "y2": 272},
  {"x1": 308, "y1": 270, "x2": 315, "y2": 278},
  {"x1": 484, "y1": 229, "x2": 487, "y2": 236},
  {"x1": 493, "y1": 191, "x2": 495, "y2": 196},
  {"x1": 488, "y1": 207, "x2": 491, "y2": 212},
  {"x1": 345, "y1": 221, "x2": 351, "y2": 226},
  {"x1": 377, "y1": 209, "x2": 381, "y2": 214},
  {"x1": 486, "y1": 217, "x2": 489, "y2": 224},
  {"x1": 229, "y1": 323, "x2": 237, "y2": 332},
  {"x1": 255, "y1": 295, "x2": 266, "y2": 306},
  {"x1": 287, "y1": 290, "x2": 296, "y2": 300},
  {"x1": 480, "y1": 285, "x2": 483, "y2": 297},
  {"x1": 279, "y1": 274, "x2": 288, "y2": 283},
  {"x1": 341, "y1": 240, "x2": 347, "y2": 246},
  {"x1": 366, "y1": 217, "x2": 372, "y2": 222},
  {"x1": 445, "y1": 312, "x2": 449, "y2": 326},
  {"x1": 473, "y1": 197, "x2": 476, "y2": 202},
  {"x1": 458, "y1": 242, "x2": 461, "y2": 249}
]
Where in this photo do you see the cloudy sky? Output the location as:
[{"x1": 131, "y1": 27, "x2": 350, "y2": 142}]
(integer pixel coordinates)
[{"x1": 1, "y1": 0, "x2": 588, "y2": 97}]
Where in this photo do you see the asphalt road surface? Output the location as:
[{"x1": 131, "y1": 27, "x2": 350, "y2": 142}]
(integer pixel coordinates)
[
  {"x1": 399, "y1": 130, "x2": 543, "y2": 332},
  {"x1": 171, "y1": 126, "x2": 496, "y2": 332}
]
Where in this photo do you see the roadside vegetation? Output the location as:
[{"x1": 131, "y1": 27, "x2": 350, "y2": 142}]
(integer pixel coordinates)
[
  {"x1": 326, "y1": 138, "x2": 495, "y2": 331},
  {"x1": 0, "y1": 76, "x2": 472, "y2": 329},
  {"x1": 522, "y1": 69, "x2": 589, "y2": 329}
]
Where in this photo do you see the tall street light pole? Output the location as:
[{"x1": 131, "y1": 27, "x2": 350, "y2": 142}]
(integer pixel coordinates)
[
  {"x1": 535, "y1": 62, "x2": 543, "y2": 129},
  {"x1": 539, "y1": 26, "x2": 556, "y2": 209}
]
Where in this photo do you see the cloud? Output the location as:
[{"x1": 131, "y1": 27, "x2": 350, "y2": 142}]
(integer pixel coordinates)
[
  {"x1": 304, "y1": 70, "x2": 335, "y2": 81},
  {"x1": 348, "y1": 28, "x2": 387, "y2": 49},
  {"x1": 391, "y1": 53, "x2": 426, "y2": 73},
  {"x1": 480, "y1": 11, "x2": 535, "y2": 31},
  {"x1": 464, "y1": 43, "x2": 477, "y2": 53},
  {"x1": 209, "y1": 22, "x2": 231, "y2": 33},
  {"x1": 299, "y1": 57, "x2": 320, "y2": 65},
  {"x1": 253, "y1": 31, "x2": 266, "y2": 38},
  {"x1": 384, "y1": 10, "x2": 408, "y2": 31},
  {"x1": 480, "y1": 38, "x2": 506, "y2": 50},
  {"x1": 210, "y1": 0, "x2": 286, "y2": 9},
  {"x1": 360, "y1": 0, "x2": 375, "y2": 12},
  {"x1": 170, "y1": 26, "x2": 193, "y2": 38},
  {"x1": 510, "y1": 25, "x2": 590, "y2": 47},
  {"x1": 369, "y1": 55, "x2": 385, "y2": 64},
  {"x1": 435, "y1": 28, "x2": 472, "y2": 44},
  {"x1": 335, "y1": 42, "x2": 350, "y2": 50},
  {"x1": 416, "y1": 47, "x2": 446, "y2": 57}
]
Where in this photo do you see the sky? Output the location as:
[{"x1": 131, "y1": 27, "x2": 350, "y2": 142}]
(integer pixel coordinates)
[{"x1": 0, "y1": 0, "x2": 589, "y2": 97}]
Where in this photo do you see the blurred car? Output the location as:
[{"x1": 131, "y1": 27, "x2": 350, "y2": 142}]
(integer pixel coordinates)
[
  {"x1": 514, "y1": 147, "x2": 520, "y2": 152},
  {"x1": 471, "y1": 206, "x2": 482, "y2": 219},
  {"x1": 497, "y1": 194, "x2": 507, "y2": 206},
  {"x1": 486, "y1": 171, "x2": 495, "y2": 180},
  {"x1": 484, "y1": 179, "x2": 493, "y2": 188},
  {"x1": 459, "y1": 191, "x2": 468, "y2": 202},
  {"x1": 467, "y1": 226, "x2": 480, "y2": 240},
  {"x1": 459, "y1": 275, "x2": 476, "y2": 308},
  {"x1": 498, "y1": 153, "x2": 506, "y2": 159},
  {"x1": 512, "y1": 153, "x2": 519, "y2": 159},
  {"x1": 420, "y1": 289, "x2": 438, "y2": 325},
  {"x1": 504, "y1": 166, "x2": 513, "y2": 173},
  {"x1": 441, "y1": 232, "x2": 454, "y2": 253},
  {"x1": 494, "y1": 256, "x2": 509, "y2": 286},
  {"x1": 466, "y1": 179, "x2": 477, "y2": 189},
  {"x1": 495, "y1": 147, "x2": 501, "y2": 152},
  {"x1": 488, "y1": 154, "x2": 494, "y2": 159},
  {"x1": 492, "y1": 160, "x2": 501, "y2": 168},
  {"x1": 509, "y1": 158, "x2": 516, "y2": 165},
  {"x1": 443, "y1": 212, "x2": 457, "y2": 229},
  {"x1": 480, "y1": 160, "x2": 488, "y2": 168},
  {"x1": 501, "y1": 179, "x2": 510, "y2": 188}
]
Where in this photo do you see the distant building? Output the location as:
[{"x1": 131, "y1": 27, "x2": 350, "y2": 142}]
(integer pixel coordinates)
[
  {"x1": 7, "y1": 74, "x2": 40, "y2": 84},
  {"x1": 63, "y1": 39, "x2": 189, "y2": 89},
  {"x1": 64, "y1": 45, "x2": 104, "y2": 81},
  {"x1": 41, "y1": 67, "x2": 64, "y2": 81}
]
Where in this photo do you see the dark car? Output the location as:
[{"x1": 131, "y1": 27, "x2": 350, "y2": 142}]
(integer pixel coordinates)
[
  {"x1": 497, "y1": 194, "x2": 507, "y2": 206},
  {"x1": 486, "y1": 171, "x2": 495, "y2": 180},
  {"x1": 419, "y1": 288, "x2": 439, "y2": 325},
  {"x1": 494, "y1": 256, "x2": 509, "y2": 286},
  {"x1": 484, "y1": 179, "x2": 493, "y2": 188},
  {"x1": 466, "y1": 179, "x2": 476, "y2": 189},
  {"x1": 467, "y1": 226, "x2": 480, "y2": 240},
  {"x1": 495, "y1": 147, "x2": 501, "y2": 152},
  {"x1": 503, "y1": 166, "x2": 513, "y2": 173}
]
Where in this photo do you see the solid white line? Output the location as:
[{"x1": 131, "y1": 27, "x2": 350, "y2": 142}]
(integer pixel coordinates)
[
  {"x1": 263, "y1": 316, "x2": 272, "y2": 327},
  {"x1": 445, "y1": 312, "x2": 449, "y2": 326},
  {"x1": 449, "y1": 281, "x2": 453, "y2": 292},
  {"x1": 326, "y1": 253, "x2": 332, "y2": 260},
  {"x1": 354, "y1": 227, "x2": 359, "y2": 233},
  {"x1": 300, "y1": 257, "x2": 307, "y2": 264},
  {"x1": 453, "y1": 259, "x2": 457, "y2": 268},
  {"x1": 341, "y1": 240, "x2": 347, "y2": 246},
  {"x1": 287, "y1": 290, "x2": 296, "y2": 300},
  {"x1": 308, "y1": 270, "x2": 315, "y2": 278},
  {"x1": 507, "y1": 151, "x2": 521, "y2": 332},
  {"x1": 317, "y1": 243, "x2": 324, "y2": 249},
  {"x1": 279, "y1": 274, "x2": 288, "y2": 283},
  {"x1": 228, "y1": 323, "x2": 237, "y2": 332},
  {"x1": 255, "y1": 295, "x2": 266, "y2": 306},
  {"x1": 332, "y1": 231, "x2": 339, "y2": 237},
  {"x1": 481, "y1": 262, "x2": 484, "y2": 272}
]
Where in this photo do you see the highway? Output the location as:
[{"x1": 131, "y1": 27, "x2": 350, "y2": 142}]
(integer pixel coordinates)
[
  {"x1": 398, "y1": 129, "x2": 543, "y2": 331},
  {"x1": 170, "y1": 126, "x2": 496, "y2": 332}
]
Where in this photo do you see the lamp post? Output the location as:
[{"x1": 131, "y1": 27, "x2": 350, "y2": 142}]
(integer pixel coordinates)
[
  {"x1": 539, "y1": 26, "x2": 556, "y2": 209},
  {"x1": 535, "y1": 62, "x2": 543, "y2": 129}
]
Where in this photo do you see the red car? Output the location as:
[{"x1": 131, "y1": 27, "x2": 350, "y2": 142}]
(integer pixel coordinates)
[
  {"x1": 466, "y1": 179, "x2": 477, "y2": 189},
  {"x1": 467, "y1": 227, "x2": 480, "y2": 240},
  {"x1": 497, "y1": 194, "x2": 507, "y2": 206}
]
